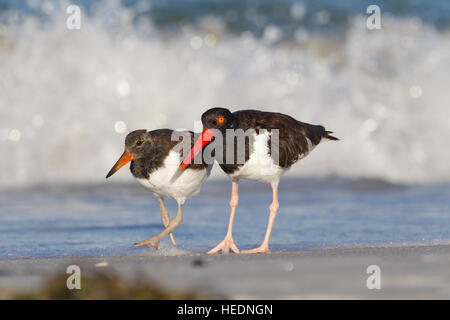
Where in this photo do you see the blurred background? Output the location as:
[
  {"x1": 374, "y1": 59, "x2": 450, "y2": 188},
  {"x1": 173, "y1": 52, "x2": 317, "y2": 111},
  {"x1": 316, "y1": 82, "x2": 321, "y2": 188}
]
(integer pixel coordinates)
[
  {"x1": 0, "y1": 0, "x2": 449, "y2": 259},
  {"x1": 1, "y1": 0, "x2": 450, "y2": 186}
]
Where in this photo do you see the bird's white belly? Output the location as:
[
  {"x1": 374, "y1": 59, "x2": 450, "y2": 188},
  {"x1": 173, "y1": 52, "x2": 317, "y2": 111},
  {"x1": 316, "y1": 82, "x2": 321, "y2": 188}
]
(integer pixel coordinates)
[
  {"x1": 228, "y1": 131, "x2": 285, "y2": 184},
  {"x1": 137, "y1": 151, "x2": 211, "y2": 204}
]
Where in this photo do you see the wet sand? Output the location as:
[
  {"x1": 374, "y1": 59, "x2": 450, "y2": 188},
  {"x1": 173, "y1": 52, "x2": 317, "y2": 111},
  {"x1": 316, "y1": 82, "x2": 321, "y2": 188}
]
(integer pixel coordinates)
[{"x1": 1, "y1": 243, "x2": 449, "y2": 299}]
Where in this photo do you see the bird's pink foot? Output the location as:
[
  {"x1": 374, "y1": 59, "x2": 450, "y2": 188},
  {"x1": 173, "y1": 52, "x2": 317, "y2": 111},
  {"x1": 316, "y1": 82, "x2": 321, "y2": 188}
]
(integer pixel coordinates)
[
  {"x1": 240, "y1": 245, "x2": 270, "y2": 254},
  {"x1": 134, "y1": 236, "x2": 160, "y2": 249},
  {"x1": 207, "y1": 236, "x2": 240, "y2": 254}
]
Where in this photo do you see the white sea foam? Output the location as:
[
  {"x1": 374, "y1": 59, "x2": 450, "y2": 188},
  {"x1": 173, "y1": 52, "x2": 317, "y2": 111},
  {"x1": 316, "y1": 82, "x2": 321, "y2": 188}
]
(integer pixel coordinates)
[{"x1": 1, "y1": 2, "x2": 450, "y2": 186}]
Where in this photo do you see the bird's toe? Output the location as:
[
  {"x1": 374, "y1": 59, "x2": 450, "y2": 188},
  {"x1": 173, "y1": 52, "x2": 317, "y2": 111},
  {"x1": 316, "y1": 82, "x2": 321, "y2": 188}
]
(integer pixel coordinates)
[
  {"x1": 240, "y1": 246, "x2": 270, "y2": 254},
  {"x1": 207, "y1": 237, "x2": 240, "y2": 254},
  {"x1": 134, "y1": 236, "x2": 160, "y2": 249}
]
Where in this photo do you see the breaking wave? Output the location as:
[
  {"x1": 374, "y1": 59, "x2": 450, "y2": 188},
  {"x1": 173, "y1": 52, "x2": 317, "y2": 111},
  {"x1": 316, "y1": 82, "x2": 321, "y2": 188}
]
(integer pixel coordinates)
[{"x1": 1, "y1": 0, "x2": 450, "y2": 186}]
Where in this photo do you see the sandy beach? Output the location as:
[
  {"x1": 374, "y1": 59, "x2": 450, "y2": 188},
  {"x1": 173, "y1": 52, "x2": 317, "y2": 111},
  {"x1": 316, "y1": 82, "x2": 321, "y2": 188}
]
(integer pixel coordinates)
[{"x1": 1, "y1": 243, "x2": 449, "y2": 299}]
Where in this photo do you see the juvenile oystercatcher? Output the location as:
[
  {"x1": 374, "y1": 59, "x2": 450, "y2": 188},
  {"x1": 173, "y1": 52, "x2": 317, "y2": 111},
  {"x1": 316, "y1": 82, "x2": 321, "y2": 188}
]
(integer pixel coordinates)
[
  {"x1": 106, "y1": 129, "x2": 212, "y2": 249},
  {"x1": 180, "y1": 108, "x2": 338, "y2": 254}
]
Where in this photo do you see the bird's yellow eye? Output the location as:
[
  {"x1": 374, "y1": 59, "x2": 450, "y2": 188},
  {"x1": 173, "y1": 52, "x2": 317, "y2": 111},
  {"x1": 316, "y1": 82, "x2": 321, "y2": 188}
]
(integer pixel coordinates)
[{"x1": 217, "y1": 116, "x2": 225, "y2": 124}]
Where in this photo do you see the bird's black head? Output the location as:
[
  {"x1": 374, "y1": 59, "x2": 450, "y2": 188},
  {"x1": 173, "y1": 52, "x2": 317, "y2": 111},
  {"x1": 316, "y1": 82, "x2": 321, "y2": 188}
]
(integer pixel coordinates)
[
  {"x1": 201, "y1": 107, "x2": 238, "y2": 133},
  {"x1": 124, "y1": 129, "x2": 152, "y2": 157},
  {"x1": 106, "y1": 129, "x2": 152, "y2": 178},
  {"x1": 178, "y1": 107, "x2": 237, "y2": 171}
]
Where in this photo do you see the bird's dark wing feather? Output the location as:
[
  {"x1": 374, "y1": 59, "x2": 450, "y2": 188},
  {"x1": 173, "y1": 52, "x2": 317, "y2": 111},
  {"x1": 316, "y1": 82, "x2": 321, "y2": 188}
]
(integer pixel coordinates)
[{"x1": 233, "y1": 109, "x2": 337, "y2": 168}]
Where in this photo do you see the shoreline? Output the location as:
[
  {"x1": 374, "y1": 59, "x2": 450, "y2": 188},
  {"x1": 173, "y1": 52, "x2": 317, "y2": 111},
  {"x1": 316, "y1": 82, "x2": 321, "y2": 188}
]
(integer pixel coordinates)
[{"x1": 1, "y1": 243, "x2": 449, "y2": 299}]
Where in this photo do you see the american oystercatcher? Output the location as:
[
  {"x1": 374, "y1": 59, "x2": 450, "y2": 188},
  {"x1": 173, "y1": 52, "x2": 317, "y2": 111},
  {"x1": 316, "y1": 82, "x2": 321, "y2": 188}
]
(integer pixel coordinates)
[
  {"x1": 106, "y1": 129, "x2": 212, "y2": 249},
  {"x1": 180, "y1": 108, "x2": 338, "y2": 254}
]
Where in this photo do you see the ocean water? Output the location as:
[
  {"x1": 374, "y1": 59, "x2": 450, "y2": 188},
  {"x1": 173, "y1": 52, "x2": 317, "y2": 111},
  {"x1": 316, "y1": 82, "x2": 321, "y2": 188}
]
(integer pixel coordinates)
[
  {"x1": 0, "y1": 178, "x2": 449, "y2": 258},
  {"x1": 1, "y1": 1, "x2": 450, "y2": 258}
]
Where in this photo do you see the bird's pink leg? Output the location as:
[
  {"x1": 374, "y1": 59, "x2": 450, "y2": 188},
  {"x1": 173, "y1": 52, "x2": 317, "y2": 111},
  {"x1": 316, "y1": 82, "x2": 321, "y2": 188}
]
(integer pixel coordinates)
[
  {"x1": 241, "y1": 181, "x2": 279, "y2": 254},
  {"x1": 208, "y1": 181, "x2": 240, "y2": 254},
  {"x1": 158, "y1": 197, "x2": 177, "y2": 246},
  {"x1": 135, "y1": 203, "x2": 183, "y2": 249}
]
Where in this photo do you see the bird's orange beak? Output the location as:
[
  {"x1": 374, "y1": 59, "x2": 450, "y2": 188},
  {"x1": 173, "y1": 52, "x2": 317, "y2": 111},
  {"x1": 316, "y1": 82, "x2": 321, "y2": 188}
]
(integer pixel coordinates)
[
  {"x1": 106, "y1": 150, "x2": 135, "y2": 178},
  {"x1": 179, "y1": 128, "x2": 216, "y2": 170}
]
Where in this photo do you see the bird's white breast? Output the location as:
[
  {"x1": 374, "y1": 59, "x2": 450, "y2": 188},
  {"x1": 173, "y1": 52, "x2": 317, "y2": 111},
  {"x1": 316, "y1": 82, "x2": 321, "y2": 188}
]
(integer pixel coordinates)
[
  {"x1": 137, "y1": 151, "x2": 211, "y2": 204},
  {"x1": 228, "y1": 131, "x2": 285, "y2": 183}
]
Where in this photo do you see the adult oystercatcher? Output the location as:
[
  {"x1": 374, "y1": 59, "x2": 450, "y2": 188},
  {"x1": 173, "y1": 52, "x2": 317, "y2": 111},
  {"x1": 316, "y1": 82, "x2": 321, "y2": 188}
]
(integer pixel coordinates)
[
  {"x1": 106, "y1": 129, "x2": 212, "y2": 249},
  {"x1": 180, "y1": 108, "x2": 338, "y2": 254}
]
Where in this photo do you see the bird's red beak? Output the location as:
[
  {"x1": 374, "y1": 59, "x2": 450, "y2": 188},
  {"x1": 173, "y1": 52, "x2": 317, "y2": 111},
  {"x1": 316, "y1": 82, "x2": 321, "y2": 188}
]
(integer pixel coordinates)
[
  {"x1": 179, "y1": 128, "x2": 216, "y2": 170},
  {"x1": 106, "y1": 150, "x2": 135, "y2": 178}
]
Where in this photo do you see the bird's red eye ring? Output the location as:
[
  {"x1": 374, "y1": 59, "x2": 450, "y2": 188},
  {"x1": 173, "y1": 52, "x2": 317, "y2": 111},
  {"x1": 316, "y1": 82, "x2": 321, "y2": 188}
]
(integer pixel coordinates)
[{"x1": 217, "y1": 116, "x2": 225, "y2": 124}]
